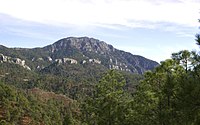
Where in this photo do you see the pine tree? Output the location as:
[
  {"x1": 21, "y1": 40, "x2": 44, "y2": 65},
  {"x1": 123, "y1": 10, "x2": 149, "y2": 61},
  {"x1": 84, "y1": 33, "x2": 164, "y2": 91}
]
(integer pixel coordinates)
[{"x1": 81, "y1": 70, "x2": 130, "y2": 125}]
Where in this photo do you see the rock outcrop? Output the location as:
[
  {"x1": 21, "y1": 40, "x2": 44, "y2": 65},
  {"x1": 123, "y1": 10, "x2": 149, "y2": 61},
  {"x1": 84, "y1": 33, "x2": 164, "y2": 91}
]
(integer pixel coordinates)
[
  {"x1": 0, "y1": 53, "x2": 31, "y2": 70},
  {"x1": 55, "y1": 58, "x2": 78, "y2": 64}
]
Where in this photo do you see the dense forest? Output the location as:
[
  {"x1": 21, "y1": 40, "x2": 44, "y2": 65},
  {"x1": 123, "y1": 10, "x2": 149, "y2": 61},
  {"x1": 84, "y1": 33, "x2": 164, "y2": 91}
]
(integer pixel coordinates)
[{"x1": 0, "y1": 20, "x2": 200, "y2": 125}]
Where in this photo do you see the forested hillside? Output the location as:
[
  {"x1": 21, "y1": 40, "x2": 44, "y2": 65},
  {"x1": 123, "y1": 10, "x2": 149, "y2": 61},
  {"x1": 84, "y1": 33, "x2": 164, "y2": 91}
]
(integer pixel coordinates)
[
  {"x1": 0, "y1": 21, "x2": 200, "y2": 125},
  {"x1": 80, "y1": 21, "x2": 200, "y2": 125}
]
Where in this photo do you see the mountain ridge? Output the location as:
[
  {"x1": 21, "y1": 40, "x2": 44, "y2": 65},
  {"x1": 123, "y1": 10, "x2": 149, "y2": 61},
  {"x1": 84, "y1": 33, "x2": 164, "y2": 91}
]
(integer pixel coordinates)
[{"x1": 0, "y1": 37, "x2": 159, "y2": 74}]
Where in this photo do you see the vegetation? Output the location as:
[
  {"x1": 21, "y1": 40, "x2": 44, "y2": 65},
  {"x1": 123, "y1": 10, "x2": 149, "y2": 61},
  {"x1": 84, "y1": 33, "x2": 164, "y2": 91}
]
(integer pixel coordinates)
[
  {"x1": 0, "y1": 20, "x2": 200, "y2": 124},
  {"x1": 0, "y1": 82, "x2": 79, "y2": 125},
  {"x1": 80, "y1": 20, "x2": 200, "y2": 125}
]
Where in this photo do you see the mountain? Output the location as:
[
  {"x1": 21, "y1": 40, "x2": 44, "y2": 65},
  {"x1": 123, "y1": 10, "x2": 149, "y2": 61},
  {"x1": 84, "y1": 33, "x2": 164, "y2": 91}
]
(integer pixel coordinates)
[
  {"x1": 0, "y1": 36, "x2": 158, "y2": 98},
  {"x1": 0, "y1": 37, "x2": 158, "y2": 124},
  {"x1": 0, "y1": 37, "x2": 158, "y2": 74},
  {"x1": 0, "y1": 37, "x2": 159, "y2": 96},
  {"x1": 44, "y1": 37, "x2": 158, "y2": 74}
]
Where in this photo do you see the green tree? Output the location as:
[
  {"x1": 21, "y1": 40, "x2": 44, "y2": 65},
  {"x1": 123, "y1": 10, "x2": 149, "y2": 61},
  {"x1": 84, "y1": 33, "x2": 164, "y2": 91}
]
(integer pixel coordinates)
[
  {"x1": 172, "y1": 50, "x2": 191, "y2": 72},
  {"x1": 132, "y1": 19, "x2": 200, "y2": 125},
  {"x1": 174, "y1": 21, "x2": 200, "y2": 124},
  {"x1": 132, "y1": 59, "x2": 185, "y2": 125},
  {"x1": 81, "y1": 70, "x2": 129, "y2": 125}
]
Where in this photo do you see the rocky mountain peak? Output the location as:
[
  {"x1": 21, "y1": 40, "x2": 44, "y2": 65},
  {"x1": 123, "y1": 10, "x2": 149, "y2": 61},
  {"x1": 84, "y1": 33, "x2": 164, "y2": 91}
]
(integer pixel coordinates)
[{"x1": 48, "y1": 37, "x2": 115, "y2": 54}]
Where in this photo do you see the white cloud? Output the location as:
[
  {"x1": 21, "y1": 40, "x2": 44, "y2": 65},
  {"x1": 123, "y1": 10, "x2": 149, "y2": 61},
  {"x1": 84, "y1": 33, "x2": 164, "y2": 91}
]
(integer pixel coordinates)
[{"x1": 0, "y1": 0, "x2": 199, "y2": 28}]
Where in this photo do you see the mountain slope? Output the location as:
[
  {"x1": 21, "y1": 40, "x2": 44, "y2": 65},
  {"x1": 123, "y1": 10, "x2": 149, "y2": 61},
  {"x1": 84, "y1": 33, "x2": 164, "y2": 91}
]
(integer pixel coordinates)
[
  {"x1": 42, "y1": 37, "x2": 159, "y2": 74},
  {"x1": 1, "y1": 37, "x2": 158, "y2": 74}
]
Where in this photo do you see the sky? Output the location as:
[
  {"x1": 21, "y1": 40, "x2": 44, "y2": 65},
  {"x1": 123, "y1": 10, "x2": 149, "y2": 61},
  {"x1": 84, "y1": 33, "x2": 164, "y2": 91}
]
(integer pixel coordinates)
[{"x1": 0, "y1": 0, "x2": 200, "y2": 62}]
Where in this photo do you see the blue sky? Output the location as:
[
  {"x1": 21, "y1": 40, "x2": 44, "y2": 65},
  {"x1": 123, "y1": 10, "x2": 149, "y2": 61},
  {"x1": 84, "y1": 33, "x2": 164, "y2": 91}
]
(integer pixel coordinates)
[{"x1": 0, "y1": 0, "x2": 200, "y2": 62}]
